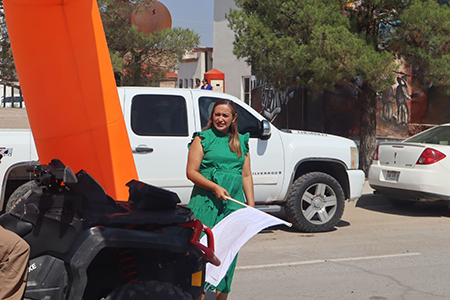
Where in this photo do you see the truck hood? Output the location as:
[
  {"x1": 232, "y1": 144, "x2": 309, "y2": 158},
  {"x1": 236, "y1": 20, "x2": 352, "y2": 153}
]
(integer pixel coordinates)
[
  {"x1": 279, "y1": 129, "x2": 358, "y2": 169},
  {"x1": 281, "y1": 129, "x2": 357, "y2": 148}
]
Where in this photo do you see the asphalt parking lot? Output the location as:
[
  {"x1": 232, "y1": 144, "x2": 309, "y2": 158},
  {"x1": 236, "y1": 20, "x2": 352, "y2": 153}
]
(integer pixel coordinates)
[{"x1": 225, "y1": 182, "x2": 450, "y2": 300}]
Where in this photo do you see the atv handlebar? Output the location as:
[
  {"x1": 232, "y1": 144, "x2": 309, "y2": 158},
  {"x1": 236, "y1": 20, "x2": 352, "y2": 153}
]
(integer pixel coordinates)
[
  {"x1": 181, "y1": 220, "x2": 221, "y2": 267},
  {"x1": 26, "y1": 159, "x2": 78, "y2": 188}
]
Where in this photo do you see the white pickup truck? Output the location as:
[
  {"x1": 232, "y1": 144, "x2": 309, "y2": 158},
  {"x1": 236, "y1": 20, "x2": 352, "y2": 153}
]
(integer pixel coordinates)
[{"x1": 0, "y1": 87, "x2": 365, "y2": 232}]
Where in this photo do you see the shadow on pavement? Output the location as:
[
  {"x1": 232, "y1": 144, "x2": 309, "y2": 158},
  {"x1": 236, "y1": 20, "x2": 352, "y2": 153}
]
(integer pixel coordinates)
[
  {"x1": 260, "y1": 209, "x2": 300, "y2": 233},
  {"x1": 335, "y1": 219, "x2": 350, "y2": 228},
  {"x1": 261, "y1": 210, "x2": 344, "y2": 233},
  {"x1": 355, "y1": 193, "x2": 450, "y2": 218}
]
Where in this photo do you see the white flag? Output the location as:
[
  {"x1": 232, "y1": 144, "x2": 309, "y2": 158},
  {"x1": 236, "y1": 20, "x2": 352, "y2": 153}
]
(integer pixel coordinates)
[{"x1": 200, "y1": 206, "x2": 291, "y2": 287}]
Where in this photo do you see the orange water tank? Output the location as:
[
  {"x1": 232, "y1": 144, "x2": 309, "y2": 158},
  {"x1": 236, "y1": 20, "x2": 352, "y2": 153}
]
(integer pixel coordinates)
[
  {"x1": 130, "y1": 1, "x2": 172, "y2": 34},
  {"x1": 204, "y1": 69, "x2": 225, "y2": 93}
]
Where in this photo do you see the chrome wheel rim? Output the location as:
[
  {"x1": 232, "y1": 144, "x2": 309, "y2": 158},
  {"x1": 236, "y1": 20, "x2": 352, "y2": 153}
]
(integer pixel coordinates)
[{"x1": 300, "y1": 183, "x2": 337, "y2": 225}]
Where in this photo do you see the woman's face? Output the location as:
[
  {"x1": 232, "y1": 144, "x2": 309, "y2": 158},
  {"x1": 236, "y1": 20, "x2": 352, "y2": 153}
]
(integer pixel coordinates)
[{"x1": 212, "y1": 104, "x2": 236, "y2": 134}]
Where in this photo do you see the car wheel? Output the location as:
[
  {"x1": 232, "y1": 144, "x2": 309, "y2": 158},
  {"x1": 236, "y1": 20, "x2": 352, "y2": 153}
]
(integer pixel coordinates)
[
  {"x1": 285, "y1": 172, "x2": 345, "y2": 232},
  {"x1": 5, "y1": 181, "x2": 37, "y2": 213},
  {"x1": 105, "y1": 280, "x2": 192, "y2": 300},
  {"x1": 387, "y1": 198, "x2": 416, "y2": 208}
]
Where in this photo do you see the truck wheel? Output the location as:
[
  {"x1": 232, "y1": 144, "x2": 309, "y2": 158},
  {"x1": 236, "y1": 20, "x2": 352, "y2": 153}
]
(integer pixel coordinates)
[
  {"x1": 5, "y1": 181, "x2": 37, "y2": 213},
  {"x1": 285, "y1": 172, "x2": 345, "y2": 232},
  {"x1": 105, "y1": 280, "x2": 192, "y2": 300}
]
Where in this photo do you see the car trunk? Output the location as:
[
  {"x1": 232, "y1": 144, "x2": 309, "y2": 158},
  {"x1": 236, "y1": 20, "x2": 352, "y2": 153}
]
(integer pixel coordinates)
[{"x1": 378, "y1": 142, "x2": 426, "y2": 168}]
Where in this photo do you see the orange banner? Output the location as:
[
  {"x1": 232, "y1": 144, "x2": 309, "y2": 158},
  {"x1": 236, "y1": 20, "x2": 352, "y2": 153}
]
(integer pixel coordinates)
[{"x1": 3, "y1": 0, "x2": 138, "y2": 200}]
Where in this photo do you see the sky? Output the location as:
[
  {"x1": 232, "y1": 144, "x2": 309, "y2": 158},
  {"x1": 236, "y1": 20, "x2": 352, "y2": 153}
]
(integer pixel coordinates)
[{"x1": 159, "y1": 0, "x2": 214, "y2": 47}]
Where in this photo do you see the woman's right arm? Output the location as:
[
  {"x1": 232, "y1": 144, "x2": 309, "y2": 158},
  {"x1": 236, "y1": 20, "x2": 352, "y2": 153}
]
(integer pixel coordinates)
[{"x1": 186, "y1": 136, "x2": 230, "y2": 200}]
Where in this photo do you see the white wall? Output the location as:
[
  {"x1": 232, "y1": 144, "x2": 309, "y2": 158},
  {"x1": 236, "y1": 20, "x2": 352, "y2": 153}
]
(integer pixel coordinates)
[
  {"x1": 213, "y1": 0, "x2": 251, "y2": 99},
  {"x1": 178, "y1": 49, "x2": 212, "y2": 88}
]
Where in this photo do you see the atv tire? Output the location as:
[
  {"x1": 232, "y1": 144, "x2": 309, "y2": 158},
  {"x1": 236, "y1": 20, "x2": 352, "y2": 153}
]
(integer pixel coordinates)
[
  {"x1": 5, "y1": 181, "x2": 37, "y2": 213},
  {"x1": 105, "y1": 280, "x2": 193, "y2": 300}
]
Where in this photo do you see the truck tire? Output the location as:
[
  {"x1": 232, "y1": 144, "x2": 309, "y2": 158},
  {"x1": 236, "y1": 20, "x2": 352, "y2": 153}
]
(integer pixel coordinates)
[
  {"x1": 5, "y1": 181, "x2": 37, "y2": 213},
  {"x1": 105, "y1": 280, "x2": 193, "y2": 300},
  {"x1": 285, "y1": 172, "x2": 345, "y2": 232}
]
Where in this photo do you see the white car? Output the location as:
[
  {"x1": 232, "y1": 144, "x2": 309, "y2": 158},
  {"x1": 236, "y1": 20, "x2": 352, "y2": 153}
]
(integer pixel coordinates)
[{"x1": 368, "y1": 123, "x2": 450, "y2": 207}]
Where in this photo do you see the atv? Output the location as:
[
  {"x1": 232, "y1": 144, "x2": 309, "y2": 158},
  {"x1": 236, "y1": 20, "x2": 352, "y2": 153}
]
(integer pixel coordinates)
[{"x1": 0, "y1": 159, "x2": 219, "y2": 300}]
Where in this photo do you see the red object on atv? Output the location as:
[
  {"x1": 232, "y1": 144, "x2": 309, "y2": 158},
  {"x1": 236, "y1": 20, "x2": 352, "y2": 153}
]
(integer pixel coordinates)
[{"x1": 181, "y1": 220, "x2": 221, "y2": 267}]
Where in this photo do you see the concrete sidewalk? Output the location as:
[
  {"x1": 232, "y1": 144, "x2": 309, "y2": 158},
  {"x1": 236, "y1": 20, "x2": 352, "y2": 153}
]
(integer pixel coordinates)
[{"x1": 0, "y1": 107, "x2": 30, "y2": 129}]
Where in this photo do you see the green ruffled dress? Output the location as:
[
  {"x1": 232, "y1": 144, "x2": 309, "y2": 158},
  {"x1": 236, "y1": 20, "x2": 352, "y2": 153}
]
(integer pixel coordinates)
[{"x1": 188, "y1": 127, "x2": 250, "y2": 293}]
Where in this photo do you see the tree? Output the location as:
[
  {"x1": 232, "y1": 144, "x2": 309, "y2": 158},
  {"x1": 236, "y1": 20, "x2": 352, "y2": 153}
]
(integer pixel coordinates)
[
  {"x1": 0, "y1": 0, "x2": 19, "y2": 85},
  {"x1": 98, "y1": 0, "x2": 200, "y2": 86},
  {"x1": 227, "y1": 0, "x2": 450, "y2": 175}
]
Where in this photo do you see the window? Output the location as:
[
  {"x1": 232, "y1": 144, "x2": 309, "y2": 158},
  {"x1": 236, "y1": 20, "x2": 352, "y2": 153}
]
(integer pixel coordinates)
[
  {"x1": 199, "y1": 97, "x2": 260, "y2": 138},
  {"x1": 190, "y1": 79, "x2": 194, "y2": 88},
  {"x1": 184, "y1": 79, "x2": 188, "y2": 89},
  {"x1": 131, "y1": 95, "x2": 188, "y2": 136},
  {"x1": 406, "y1": 125, "x2": 450, "y2": 145},
  {"x1": 242, "y1": 76, "x2": 256, "y2": 105},
  {"x1": 179, "y1": 79, "x2": 183, "y2": 88}
]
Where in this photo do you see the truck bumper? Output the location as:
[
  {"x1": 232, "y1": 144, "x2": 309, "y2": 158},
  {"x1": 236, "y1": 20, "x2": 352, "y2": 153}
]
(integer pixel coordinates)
[{"x1": 347, "y1": 169, "x2": 365, "y2": 201}]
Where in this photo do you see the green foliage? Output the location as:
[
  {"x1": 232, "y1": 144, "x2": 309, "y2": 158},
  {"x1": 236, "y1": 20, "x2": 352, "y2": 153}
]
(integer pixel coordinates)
[
  {"x1": 395, "y1": 0, "x2": 450, "y2": 85},
  {"x1": 228, "y1": 0, "x2": 450, "y2": 92},
  {"x1": 98, "y1": 0, "x2": 200, "y2": 86},
  {"x1": 228, "y1": 0, "x2": 398, "y2": 92}
]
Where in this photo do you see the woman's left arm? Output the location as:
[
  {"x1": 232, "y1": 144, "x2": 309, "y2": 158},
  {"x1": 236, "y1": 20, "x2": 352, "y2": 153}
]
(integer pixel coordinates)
[{"x1": 242, "y1": 153, "x2": 255, "y2": 207}]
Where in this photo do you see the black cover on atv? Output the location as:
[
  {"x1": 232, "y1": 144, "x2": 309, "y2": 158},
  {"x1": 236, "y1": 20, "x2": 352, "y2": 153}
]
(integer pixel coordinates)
[
  {"x1": 100, "y1": 205, "x2": 194, "y2": 227},
  {"x1": 126, "y1": 180, "x2": 181, "y2": 211}
]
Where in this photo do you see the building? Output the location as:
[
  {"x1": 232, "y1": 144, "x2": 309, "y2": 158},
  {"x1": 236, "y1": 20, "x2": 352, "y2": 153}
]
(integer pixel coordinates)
[
  {"x1": 177, "y1": 47, "x2": 213, "y2": 89},
  {"x1": 213, "y1": 0, "x2": 254, "y2": 102},
  {"x1": 177, "y1": 1, "x2": 254, "y2": 102}
]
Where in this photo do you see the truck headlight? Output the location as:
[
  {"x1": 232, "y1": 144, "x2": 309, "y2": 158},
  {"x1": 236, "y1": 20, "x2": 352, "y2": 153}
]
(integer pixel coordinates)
[{"x1": 351, "y1": 147, "x2": 359, "y2": 169}]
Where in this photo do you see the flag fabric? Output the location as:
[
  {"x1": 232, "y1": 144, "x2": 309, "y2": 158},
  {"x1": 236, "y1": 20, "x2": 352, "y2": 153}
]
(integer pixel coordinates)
[{"x1": 200, "y1": 206, "x2": 291, "y2": 287}]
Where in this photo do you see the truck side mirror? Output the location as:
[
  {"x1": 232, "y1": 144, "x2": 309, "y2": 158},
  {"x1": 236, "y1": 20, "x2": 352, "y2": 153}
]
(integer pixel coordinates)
[{"x1": 259, "y1": 119, "x2": 271, "y2": 140}]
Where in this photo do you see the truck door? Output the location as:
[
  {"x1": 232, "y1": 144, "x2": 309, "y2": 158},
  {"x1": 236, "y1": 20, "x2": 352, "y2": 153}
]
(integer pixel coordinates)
[
  {"x1": 195, "y1": 95, "x2": 285, "y2": 203},
  {"x1": 121, "y1": 88, "x2": 195, "y2": 203}
]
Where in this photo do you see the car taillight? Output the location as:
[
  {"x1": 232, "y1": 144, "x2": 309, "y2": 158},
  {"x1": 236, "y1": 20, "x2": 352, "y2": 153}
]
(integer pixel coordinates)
[
  {"x1": 373, "y1": 145, "x2": 379, "y2": 161},
  {"x1": 416, "y1": 148, "x2": 446, "y2": 165}
]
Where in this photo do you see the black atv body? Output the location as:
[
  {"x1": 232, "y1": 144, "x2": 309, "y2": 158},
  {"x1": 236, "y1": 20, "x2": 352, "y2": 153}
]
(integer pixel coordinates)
[{"x1": 0, "y1": 159, "x2": 218, "y2": 300}]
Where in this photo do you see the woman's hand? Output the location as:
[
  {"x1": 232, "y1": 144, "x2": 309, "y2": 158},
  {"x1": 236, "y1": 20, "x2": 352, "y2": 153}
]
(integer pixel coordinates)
[{"x1": 213, "y1": 185, "x2": 230, "y2": 201}]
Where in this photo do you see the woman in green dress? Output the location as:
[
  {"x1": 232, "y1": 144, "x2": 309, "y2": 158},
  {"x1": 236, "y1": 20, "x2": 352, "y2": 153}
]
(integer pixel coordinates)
[{"x1": 186, "y1": 99, "x2": 255, "y2": 300}]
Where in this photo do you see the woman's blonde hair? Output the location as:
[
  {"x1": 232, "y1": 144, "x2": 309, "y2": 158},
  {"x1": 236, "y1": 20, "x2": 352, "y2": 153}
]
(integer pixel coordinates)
[{"x1": 203, "y1": 100, "x2": 242, "y2": 157}]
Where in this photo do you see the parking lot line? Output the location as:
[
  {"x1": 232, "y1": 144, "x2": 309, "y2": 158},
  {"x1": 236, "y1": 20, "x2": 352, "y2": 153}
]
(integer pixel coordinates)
[{"x1": 236, "y1": 252, "x2": 422, "y2": 270}]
